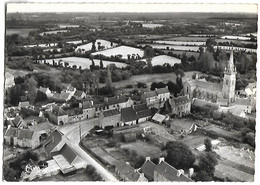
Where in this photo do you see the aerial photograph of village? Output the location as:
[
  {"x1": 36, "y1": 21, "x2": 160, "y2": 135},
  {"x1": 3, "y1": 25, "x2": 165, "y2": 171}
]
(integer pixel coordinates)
[{"x1": 2, "y1": 2, "x2": 258, "y2": 182}]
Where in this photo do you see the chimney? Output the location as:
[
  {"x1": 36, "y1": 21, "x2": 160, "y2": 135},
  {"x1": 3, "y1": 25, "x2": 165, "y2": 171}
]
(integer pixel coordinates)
[
  {"x1": 159, "y1": 157, "x2": 165, "y2": 163},
  {"x1": 145, "y1": 156, "x2": 151, "y2": 161},
  {"x1": 177, "y1": 169, "x2": 184, "y2": 177},
  {"x1": 126, "y1": 162, "x2": 130, "y2": 165},
  {"x1": 90, "y1": 101, "x2": 94, "y2": 105},
  {"x1": 189, "y1": 168, "x2": 194, "y2": 178}
]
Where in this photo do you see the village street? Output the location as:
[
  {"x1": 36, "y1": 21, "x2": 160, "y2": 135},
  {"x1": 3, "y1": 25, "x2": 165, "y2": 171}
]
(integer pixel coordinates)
[{"x1": 58, "y1": 118, "x2": 118, "y2": 182}]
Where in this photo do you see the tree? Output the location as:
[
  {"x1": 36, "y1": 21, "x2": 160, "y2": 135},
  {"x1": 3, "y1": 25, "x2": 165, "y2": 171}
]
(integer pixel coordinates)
[
  {"x1": 24, "y1": 77, "x2": 38, "y2": 103},
  {"x1": 106, "y1": 65, "x2": 112, "y2": 87},
  {"x1": 146, "y1": 58, "x2": 153, "y2": 74},
  {"x1": 164, "y1": 141, "x2": 195, "y2": 169},
  {"x1": 35, "y1": 90, "x2": 47, "y2": 103},
  {"x1": 100, "y1": 59, "x2": 103, "y2": 69},
  {"x1": 197, "y1": 152, "x2": 218, "y2": 177},
  {"x1": 204, "y1": 138, "x2": 212, "y2": 152}
]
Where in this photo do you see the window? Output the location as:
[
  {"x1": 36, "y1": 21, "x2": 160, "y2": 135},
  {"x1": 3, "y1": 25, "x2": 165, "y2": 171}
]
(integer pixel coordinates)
[{"x1": 226, "y1": 79, "x2": 229, "y2": 85}]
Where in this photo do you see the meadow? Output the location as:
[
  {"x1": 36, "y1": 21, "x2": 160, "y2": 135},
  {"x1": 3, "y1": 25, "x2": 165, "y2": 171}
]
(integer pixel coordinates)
[
  {"x1": 39, "y1": 30, "x2": 68, "y2": 36},
  {"x1": 75, "y1": 39, "x2": 117, "y2": 52},
  {"x1": 6, "y1": 28, "x2": 38, "y2": 37},
  {"x1": 141, "y1": 55, "x2": 181, "y2": 66}
]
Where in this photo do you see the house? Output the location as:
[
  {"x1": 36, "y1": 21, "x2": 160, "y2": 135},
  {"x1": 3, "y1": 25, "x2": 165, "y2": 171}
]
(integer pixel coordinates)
[
  {"x1": 151, "y1": 113, "x2": 166, "y2": 124},
  {"x1": 98, "y1": 109, "x2": 121, "y2": 128},
  {"x1": 73, "y1": 90, "x2": 87, "y2": 99},
  {"x1": 140, "y1": 157, "x2": 156, "y2": 181},
  {"x1": 44, "y1": 130, "x2": 64, "y2": 157},
  {"x1": 48, "y1": 106, "x2": 68, "y2": 125},
  {"x1": 167, "y1": 95, "x2": 191, "y2": 117},
  {"x1": 234, "y1": 98, "x2": 252, "y2": 114},
  {"x1": 244, "y1": 82, "x2": 256, "y2": 98},
  {"x1": 230, "y1": 107, "x2": 247, "y2": 118},
  {"x1": 155, "y1": 87, "x2": 170, "y2": 103},
  {"x1": 104, "y1": 95, "x2": 133, "y2": 111},
  {"x1": 82, "y1": 100, "x2": 96, "y2": 119},
  {"x1": 65, "y1": 108, "x2": 84, "y2": 123},
  {"x1": 11, "y1": 115, "x2": 28, "y2": 129},
  {"x1": 141, "y1": 91, "x2": 158, "y2": 107},
  {"x1": 154, "y1": 157, "x2": 193, "y2": 182},
  {"x1": 133, "y1": 104, "x2": 153, "y2": 123},
  {"x1": 4, "y1": 127, "x2": 41, "y2": 149},
  {"x1": 114, "y1": 160, "x2": 148, "y2": 181},
  {"x1": 39, "y1": 86, "x2": 53, "y2": 97},
  {"x1": 121, "y1": 107, "x2": 139, "y2": 126},
  {"x1": 18, "y1": 101, "x2": 33, "y2": 110},
  {"x1": 29, "y1": 122, "x2": 54, "y2": 141}
]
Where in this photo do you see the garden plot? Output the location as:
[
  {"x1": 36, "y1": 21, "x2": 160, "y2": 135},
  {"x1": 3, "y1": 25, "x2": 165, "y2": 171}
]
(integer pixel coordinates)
[
  {"x1": 120, "y1": 140, "x2": 162, "y2": 158},
  {"x1": 92, "y1": 45, "x2": 144, "y2": 59},
  {"x1": 154, "y1": 40, "x2": 205, "y2": 46},
  {"x1": 75, "y1": 39, "x2": 117, "y2": 52},
  {"x1": 39, "y1": 57, "x2": 127, "y2": 69}
]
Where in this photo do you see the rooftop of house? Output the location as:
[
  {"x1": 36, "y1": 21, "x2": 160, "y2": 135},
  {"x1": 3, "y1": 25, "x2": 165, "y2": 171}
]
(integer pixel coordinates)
[
  {"x1": 12, "y1": 115, "x2": 27, "y2": 127},
  {"x1": 5, "y1": 127, "x2": 18, "y2": 137},
  {"x1": 235, "y1": 98, "x2": 251, "y2": 106},
  {"x1": 60, "y1": 92, "x2": 71, "y2": 100},
  {"x1": 60, "y1": 144, "x2": 77, "y2": 164},
  {"x1": 29, "y1": 122, "x2": 53, "y2": 132},
  {"x1": 114, "y1": 160, "x2": 141, "y2": 181},
  {"x1": 44, "y1": 130, "x2": 63, "y2": 155},
  {"x1": 187, "y1": 79, "x2": 223, "y2": 92},
  {"x1": 217, "y1": 98, "x2": 229, "y2": 106},
  {"x1": 102, "y1": 109, "x2": 120, "y2": 117},
  {"x1": 245, "y1": 82, "x2": 256, "y2": 91},
  {"x1": 133, "y1": 104, "x2": 149, "y2": 112},
  {"x1": 74, "y1": 90, "x2": 85, "y2": 97},
  {"x1": 136, "y1": 109, "x2": 153, "y2": 119},
  {"x1": 39, "y1": 86, "x2": 50, "y2": 93},
  {"x1": 170, "y1": 95, "x2": 190, "y2": 106},
  {"x1": 156, "y1": 87, "x2": 170, "y2": 95},
  {"x1": 52, "y1": 106, "x2": 67, "y2": 116},
  {"x1": 65, "y1": 108, "x2": 83, "y2": 116},
  {"x1": 105, "y1": 95, "x2": 129, "y2": 105},
  {"x1": 17, "y1": 129, "x2": 35, "y2": 140},
  {"x1": 140, "y1": 159, "x2": 156, "y2": 179},
  {"x1": 82, "y1": 101, "x2": 94, "y2": 109},
  {"x1": 142, "y1": 91, "x2": 157, "y2": 99},
  {"x1": 19, "y1": 101, "x2": 30, "y2": 107},
  {"x1": 155, "y1": 161, "x2": 193, "y2": 182},
  {"x1": 152, "y1": 113, "x2": 166, "y2": 123},
  {"x1": 121, "y1": 107, "x2": 139, "y2": 122}
]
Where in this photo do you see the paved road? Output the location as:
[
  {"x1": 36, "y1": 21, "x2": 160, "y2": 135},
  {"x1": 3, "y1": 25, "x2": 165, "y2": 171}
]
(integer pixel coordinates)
[{"x1": 58, "y1": 118, "x2": 118, "y2": 182}]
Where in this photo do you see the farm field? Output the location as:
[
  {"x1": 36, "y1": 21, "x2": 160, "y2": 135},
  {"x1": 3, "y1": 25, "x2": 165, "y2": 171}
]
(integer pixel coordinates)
[
  {"x1": 213, "y1": 46, "x2": 257, "y2": 53},
  {"x1": 92, "y1": 45, "x2": 144, "y2": 59},
  {"x1": 58, "y1": 24, "x2": 80, "y2": 28},
  {"x1": 38, "y1": 57, "x2": 127, "y2": 69},
  {"x1": 141, "y1": 55, "x2": 181, "y2": 66},
  {"x1": 221, "y1": 35, "x2": 251, "y2": 41},
  {"x1": 120, "y1": 140, "x2": 162, "y2": 158},
  {"x1": 75, "y1": 39, "x2": 117, "y2": 52},
  {"x1": 39, "y1": 30, "x2": 68, "y2": 36},
  {"x1": 67, "y1": 40, "x2": 87, "y2": 44},
  {"x1": 142, "y1": 44, "x2": 202, "y2": 52},
  {"x1": 161, "y1": 50, "x2": 200, "y2": 59},
  {"x1": 216, "y1": 39, "x2": 257, "y2": 45},
  {"x1": 37, "y1": 172, "x2": 91, "y2": 181},
  {"x1": 43, "y1": 48, "x2": 62, "y2": 52},
  {"x1": 24, "y1": 43, "x2": 57, "y2": 48},
  {"x1": 167, "y1": 36, "x2": 209, "y2": 41},
  {"x1": 154, "y1": 40, "x2": 205, "y2": 46},
  {"x1": 142, "y1": 23, "x2": 164, "y2": 28},
  {"x1": 6, "y1": 28, "x2": 38, "y2": 37}
]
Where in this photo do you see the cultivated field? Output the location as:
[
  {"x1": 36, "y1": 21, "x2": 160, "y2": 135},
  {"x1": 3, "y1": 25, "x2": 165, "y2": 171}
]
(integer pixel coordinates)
[
  {"x1": 161, "y1": 50, "x2": 200, "y2": 59},
  {"x1": 168, "y1": 36, "x2": 209, "y2": 41},
  {"x1": 141, "y1": 55, "x2": 181, "y2": 66},
  {"x1": 141, "y1": 44, "x2": 202, "y2": 52},
  {"x1": 92, "y1": 45, "x2": 144, "y2": 59},
  {"x1": 6, "y1": 28, "x2": 38, "y2": 37},
  {"x1": 39, "y1": 30, "x2": 68, "y2": 36},
  {"x1": 75, "y1": 39, "x2": 117, "y2": 52},
  {"x1": 142, "y1": 23, "x2": 164, "y2": 28},
  {"x1": 221, "y1": 35, "x2": 251, "y2": 41},
  {"x1": 39, "y1": 57, "x2": 127, "y2": 69},
  {"x1": 154, "y1": 40, "x2": 206, "y2": 46},
  {"x1": 58, "y1": 24, "x2": 80, "y2": 28}
]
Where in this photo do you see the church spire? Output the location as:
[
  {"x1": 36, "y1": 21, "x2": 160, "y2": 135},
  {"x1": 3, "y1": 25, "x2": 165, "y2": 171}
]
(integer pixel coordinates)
[{"x1": 225, "y1": 47, "x2": 235, "y2": 73}]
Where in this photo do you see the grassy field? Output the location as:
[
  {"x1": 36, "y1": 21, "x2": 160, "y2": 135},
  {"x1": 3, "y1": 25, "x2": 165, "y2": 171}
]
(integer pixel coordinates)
[
  {"x1": 168, "y1": 36, "x2": 209, "y2": 41},
  {"x1": 92, "y1": 45, "x2": 144, "y2": 59},
  {"x1": 140, "y1": 44, "x2": 201, "y2": 52},
  {"x1": 162, "y1": 50, "x2": 200, "y2": 59},
  {"x1": 39, "y1": 30, "x2": 68, "y2": 36},
  {"x1": 154, "y1": 40, "x2": 205, "y2": 46},
  {"x1": 120, "y1": 140, "x2": 162, "y2": 158},
  {"x1": 141, "y1": 55, "x2": 181, "y2": 66},
  {"x1": 76, "y1": 39, "x2": 117, "y2": 52},
  {"x1": 142, "y1": 23, "x2": 164, "y2": 28},
  {"x1": 6, "y1": 28, "x2": 38, "y2": 37},
  {"x1": 37, "y1": 172, "x2": 91, "y2": 181}
]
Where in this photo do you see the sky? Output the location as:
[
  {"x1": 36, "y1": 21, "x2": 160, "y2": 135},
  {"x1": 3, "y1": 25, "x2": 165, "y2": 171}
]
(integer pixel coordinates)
[{"x1": 6, "y1": 2, "x2": 258, "y2": 14}]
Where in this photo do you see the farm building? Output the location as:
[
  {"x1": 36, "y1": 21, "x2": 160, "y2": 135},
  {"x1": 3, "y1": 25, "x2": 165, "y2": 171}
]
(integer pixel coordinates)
[
  {"x1": 47, "y1": 106, "x2": 69, "y2": 125},
  {"x1": 104, "y1": 95, "x2": 133, "y2": 111},
  {"x1": 82, "y1": 100, "x2": 96, "y2": 119},
  {"x1": 151, "y1": 113, "x2": 166, "y2": 124},
  {"x1": 121, "y1": 107, "x2": 139, "y2": 126},
  {"x1": 98, "y1": 109, "x2": 121, "y2": 128},
  {"x1": 167, "y1": 95, "x2": 191, "y2": 117},
  {"x1": 140, "y1": 157, "x2": 156, "y2": 181}
]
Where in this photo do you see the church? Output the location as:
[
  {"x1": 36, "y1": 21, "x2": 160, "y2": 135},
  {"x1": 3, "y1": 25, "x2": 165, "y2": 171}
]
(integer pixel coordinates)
[{"x1": 184, "y1": 49, "x2": 237, "y2": 106}]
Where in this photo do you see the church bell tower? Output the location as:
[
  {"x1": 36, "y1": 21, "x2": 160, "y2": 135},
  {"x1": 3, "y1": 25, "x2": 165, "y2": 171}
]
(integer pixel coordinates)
[{"x1": 222, "y1": 48, "x2": 237, "y2": 104}]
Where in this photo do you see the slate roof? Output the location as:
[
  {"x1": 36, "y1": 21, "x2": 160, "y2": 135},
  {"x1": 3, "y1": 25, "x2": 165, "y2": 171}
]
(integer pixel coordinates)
[
  {"x1": 29, "y1": 122, "x2": 53, "y2": 132},
  {"x1": 133, "y1": 104, "x2": 149, "y2": 112},
  {"x1": 154, "y1": 161, "x2": 192, "y2": 182},
  {"x1": 44, "y1": 130, "x2": 63, "y2": 155},
  {"x1": 39, "y1": 87, "x2": 49, "y2": 93},
  {"x1": 170, "y1": 96, "x2": 190, "y2": 106},
  {"x1": 12, "y1": 115, "x2": 23, "y2": 127},
  {"x1": 52, "y1": 93, "x2": 60, "y2": 99},
  {"x1": 106, "y1": 95, "x2": 128, "y2": 105},
  {"x1": 187, "y1": 79, "x2": 222, "y2": 92},
  {"x1": 152, "y1": 113, "x2": 166, "y2": 123},
  {"x1": 60, "y1": 92, "x2": 71, "y2": 100},
  {"x1": 142, "y1": 91, "x2": 157, "y2": 99},
  {"x1": 5, "y1": 127, "x2": 18, "y2": 137},
  {"x1": 140, "y1": 160, "x2": 156, "y2": 181},
  {"x1": 83, "y1": 101, "x2": 94, "y2": 109},
  {"x1": 60, "y1": 144, "x2": 77, "y2": 164},
  {"x1": 103, "y1": 109, "x2": 120, "y2": 117},
  {"x1": 137, "y1": 109, "x2": 153, "y2": 119},
  {"x1": 19, "y1": 101, "x2": 30, "y2": 107},
  {"x1": 65, "y1": 108, "x2": 83, "y2": 116},
  {"x1": 52, "y1": 106, "x2": 67, "y2": 116},
  {"x1": 114, "y1": 160, "x2": 140, "y2": 181},
  {"x1": 156, "y1": 87, "x2": 170, "y2": 95},
  {"x1": 17, "y1": 129, "x2": 35, "y2": 140},
  {"x1": 235, "y1": 98, "x2": 251, "y2": 106},
  {"x1": 74, "y1": 90, "x2": 85, "y2": 97},
  {"x1": 121, "y1": 107, "x2": 138, "y2": 122}
]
